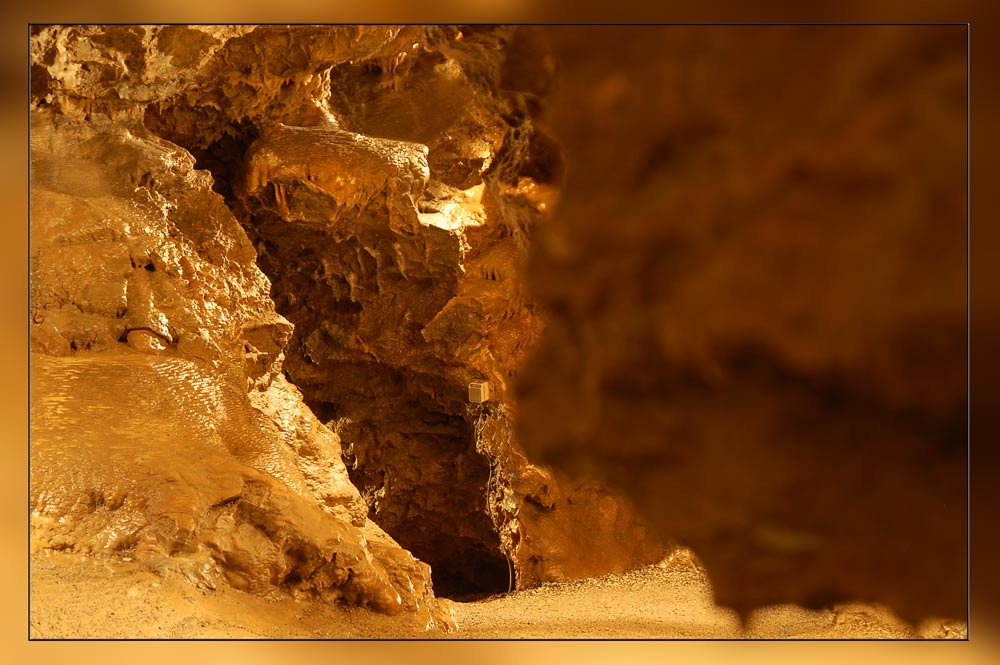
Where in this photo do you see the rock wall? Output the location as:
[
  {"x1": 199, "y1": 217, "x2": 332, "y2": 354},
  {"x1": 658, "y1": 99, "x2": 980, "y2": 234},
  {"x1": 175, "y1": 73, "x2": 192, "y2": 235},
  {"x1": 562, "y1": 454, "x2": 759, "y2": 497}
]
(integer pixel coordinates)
[
  {"x1": 29, "y1": 110, "x2": 447, "y2": 627},
  {"x1": 30, "y1": 23, "x2": 664, "y2": 614},
  {"x1": 516, "y1": 26, "x2": 967, "y2": 622},
  {"x1": 31, "y1": 23, "x2": 965, "y2": 625},
  {"x1": 223, "y1": 26, "x2": 663, "y2": 596}
]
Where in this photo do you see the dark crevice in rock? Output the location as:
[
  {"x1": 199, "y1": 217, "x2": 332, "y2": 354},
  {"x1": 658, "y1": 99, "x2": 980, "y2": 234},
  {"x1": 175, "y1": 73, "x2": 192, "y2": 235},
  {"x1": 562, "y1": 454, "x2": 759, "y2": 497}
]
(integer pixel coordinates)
[
  {"x1": 143, "y1": 110, "x2": 513, "y2": 601},
  {"x1": 186, "y1": 126, "x2": 262, "y2": 204},
  {"x1": 126, "y1": 25, "x2": 665, "y2": 605},
  {"x1": 288, "y1": 358, "x2": 512, "y2": 600}
]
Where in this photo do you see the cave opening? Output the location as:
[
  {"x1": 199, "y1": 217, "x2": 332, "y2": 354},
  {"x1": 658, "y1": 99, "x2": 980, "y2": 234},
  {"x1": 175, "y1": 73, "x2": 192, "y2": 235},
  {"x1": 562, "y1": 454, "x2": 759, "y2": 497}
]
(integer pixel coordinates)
[
  {"x1": 146, "y1": 117, "x2": 513, "y2": 601},
  {"x1": 29, "y1": 25, "x2": 972, "y2": 633}
]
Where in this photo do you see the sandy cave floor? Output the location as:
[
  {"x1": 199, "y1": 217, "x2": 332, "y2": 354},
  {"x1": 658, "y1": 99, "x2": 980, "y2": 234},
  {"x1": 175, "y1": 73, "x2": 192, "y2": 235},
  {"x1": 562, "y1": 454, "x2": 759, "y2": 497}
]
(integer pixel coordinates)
[{"x1": 28, "y1": 551, "x2": 967, "y2": 640}]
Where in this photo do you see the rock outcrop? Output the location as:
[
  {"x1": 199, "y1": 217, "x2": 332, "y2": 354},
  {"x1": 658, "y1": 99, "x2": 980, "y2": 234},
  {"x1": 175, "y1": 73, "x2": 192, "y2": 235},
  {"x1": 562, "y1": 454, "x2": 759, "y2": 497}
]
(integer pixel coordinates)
[
  {"x1": 29, "y1": 110, "x2": 449, "y2": 628},
  {"x1": 223, "y1": 25, "x2": 664, "y2": 597},
  {"x1": 31, "y1": 23, "x2": 966, "y2": 627},
  {"x1": 29, "y1": 23, "x2": 664, "y2": 620}
]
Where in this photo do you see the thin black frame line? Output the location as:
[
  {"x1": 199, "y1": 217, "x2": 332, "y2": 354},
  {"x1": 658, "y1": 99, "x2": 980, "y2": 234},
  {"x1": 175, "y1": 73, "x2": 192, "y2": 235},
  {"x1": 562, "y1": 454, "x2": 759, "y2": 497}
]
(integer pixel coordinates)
[
  {"x1": 25, "y1": 21, "x2": 974, "y2": 642},
  {"x1": 27, "y1": 22, "x2": 971, "y2": 27},
  {"x1": 965, "y1": 20, "x2": 972, "y2": 641}
]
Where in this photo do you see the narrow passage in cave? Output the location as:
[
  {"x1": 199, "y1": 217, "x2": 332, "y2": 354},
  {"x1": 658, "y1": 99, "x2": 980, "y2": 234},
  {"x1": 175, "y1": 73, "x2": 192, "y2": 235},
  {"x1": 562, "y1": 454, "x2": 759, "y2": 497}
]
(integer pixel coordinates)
[{"x1": 165, "y1": 123, "x2": 513, "y2": 600}]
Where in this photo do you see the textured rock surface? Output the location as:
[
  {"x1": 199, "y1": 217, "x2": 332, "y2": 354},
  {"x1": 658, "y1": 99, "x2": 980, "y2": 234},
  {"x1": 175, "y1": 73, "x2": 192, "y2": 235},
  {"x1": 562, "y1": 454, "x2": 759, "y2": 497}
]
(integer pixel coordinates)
[
  {"x1": 29, "y1": 108, "x2": 450, "y2": 628},
  {"x1": 516, "y1": 26, "x2": 967, "y2": 621},
  {"x1": 31, "y1": 23, "x2": 966, "y2": 627},
  {"x1": 30, "y1": 23, "x2": 664, "y2": 612},
  {"x1": 224, "y1": 25, "x2": 663, "y2": 597}
]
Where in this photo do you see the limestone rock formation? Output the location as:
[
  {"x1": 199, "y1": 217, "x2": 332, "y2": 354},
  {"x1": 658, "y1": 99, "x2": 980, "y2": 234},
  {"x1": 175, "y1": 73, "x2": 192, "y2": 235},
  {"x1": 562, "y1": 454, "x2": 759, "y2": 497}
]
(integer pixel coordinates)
[
  {"x1": 225, "y1": 24, "x2": 664, "y2": 597},
  {"x1": 29, "y1": 23, "x2": 664, "y2": 624},
  {"x1": 516, "y1": 26, "x2": 968, "y2": 622},
  {"x1": 29, "y1": 110, "x2": 450, "y2": 628},
  {"x1": 31, "y1": 23, "x2": 965, "y2": 629}
]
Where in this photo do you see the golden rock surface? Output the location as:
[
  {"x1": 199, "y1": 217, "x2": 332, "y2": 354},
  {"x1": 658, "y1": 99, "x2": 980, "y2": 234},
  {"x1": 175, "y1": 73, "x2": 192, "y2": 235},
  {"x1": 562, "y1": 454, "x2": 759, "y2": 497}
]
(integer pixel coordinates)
[
  {"x1": 30, "y1": 25, "x2": 662, "y2": 620},
  {"x1": 29, "y1": 107, "x2": 451, "y2": 629},
  {"x1": 31, "y1": 24, "x2": 967, "y2": 627}
]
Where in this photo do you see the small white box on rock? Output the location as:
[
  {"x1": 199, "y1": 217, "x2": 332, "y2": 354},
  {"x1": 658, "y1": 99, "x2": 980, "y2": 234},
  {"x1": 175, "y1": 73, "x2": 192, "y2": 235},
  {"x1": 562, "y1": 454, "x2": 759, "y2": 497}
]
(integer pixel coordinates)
[{"x1": 469, "y1": 381, "x2": 491, "y2": 403}]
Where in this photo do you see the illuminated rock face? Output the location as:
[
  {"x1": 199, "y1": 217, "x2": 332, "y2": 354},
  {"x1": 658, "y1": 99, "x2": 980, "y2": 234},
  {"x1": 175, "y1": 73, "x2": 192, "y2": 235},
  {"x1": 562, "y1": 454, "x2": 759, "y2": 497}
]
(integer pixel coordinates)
[
  {"x1": 32, "y1": 24, "x2": 965, "y2": 624},
  {"x1": 29, "y1": 111, "x2": 450, "y2": 629},
  {"x1": 227, "y1": 25, "x2": 664, "y2": 597},
  {"x1": 30, "y1": 24, "x2": 663, "y2": 612},
  {"x1": 516, "y1": 26, "x2": 968, "y2": 621}
]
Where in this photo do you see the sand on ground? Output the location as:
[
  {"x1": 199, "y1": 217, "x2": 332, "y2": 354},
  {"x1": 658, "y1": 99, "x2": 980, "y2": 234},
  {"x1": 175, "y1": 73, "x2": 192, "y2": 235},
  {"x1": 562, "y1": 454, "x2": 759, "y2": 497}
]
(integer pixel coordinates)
[{"x1": 28, "y1": 550, "x2": 966, "y2": 640}]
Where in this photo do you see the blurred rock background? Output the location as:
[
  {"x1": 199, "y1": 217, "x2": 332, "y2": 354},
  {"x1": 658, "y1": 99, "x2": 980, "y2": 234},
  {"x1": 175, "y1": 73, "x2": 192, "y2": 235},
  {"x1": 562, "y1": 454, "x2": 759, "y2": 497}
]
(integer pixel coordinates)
[{"x1": 517, "y1": 25, "x2": 967, "y2": 621}]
